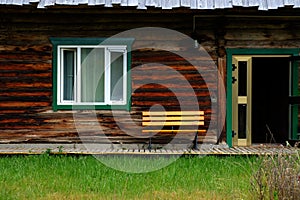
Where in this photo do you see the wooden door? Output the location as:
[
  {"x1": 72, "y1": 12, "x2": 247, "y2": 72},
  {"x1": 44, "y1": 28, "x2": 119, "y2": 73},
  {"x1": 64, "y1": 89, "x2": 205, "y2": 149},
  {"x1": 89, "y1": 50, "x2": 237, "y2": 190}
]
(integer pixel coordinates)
[{"x1": 232, "y1": 56, "x2": 252, "y2": 146}]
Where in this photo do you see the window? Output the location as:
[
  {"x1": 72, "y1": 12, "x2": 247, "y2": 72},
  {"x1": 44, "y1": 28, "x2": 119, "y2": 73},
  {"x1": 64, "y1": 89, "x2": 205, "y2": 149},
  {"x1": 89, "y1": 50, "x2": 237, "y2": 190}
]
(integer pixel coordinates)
[
  {"x1": 50, "y1": 38, "x2": 134, "y2": 111},
  {"x1": 59, "y1": 46, "x2": 126, "y2": 104}
]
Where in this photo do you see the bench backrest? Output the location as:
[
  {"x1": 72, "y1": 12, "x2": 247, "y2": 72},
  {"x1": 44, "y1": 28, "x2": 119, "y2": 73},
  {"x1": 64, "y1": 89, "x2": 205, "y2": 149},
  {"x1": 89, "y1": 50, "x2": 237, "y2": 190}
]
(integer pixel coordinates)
[{"x1": 142, "y1": 111, "x2": 205, "y2": 133}]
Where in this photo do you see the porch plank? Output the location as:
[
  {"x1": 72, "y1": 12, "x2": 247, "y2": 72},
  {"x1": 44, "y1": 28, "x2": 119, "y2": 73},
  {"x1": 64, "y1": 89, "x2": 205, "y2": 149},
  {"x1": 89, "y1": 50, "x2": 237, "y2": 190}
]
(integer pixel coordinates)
[{"x1": 0, "y1": 144, "x2": 298, "y2": 155}]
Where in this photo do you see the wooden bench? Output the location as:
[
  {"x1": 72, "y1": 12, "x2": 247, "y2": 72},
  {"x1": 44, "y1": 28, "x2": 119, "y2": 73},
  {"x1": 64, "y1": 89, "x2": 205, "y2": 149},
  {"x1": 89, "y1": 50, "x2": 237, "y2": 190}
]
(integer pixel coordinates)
[{"x1": 142, "y1": 111, "x2": 205, "y2": 150}]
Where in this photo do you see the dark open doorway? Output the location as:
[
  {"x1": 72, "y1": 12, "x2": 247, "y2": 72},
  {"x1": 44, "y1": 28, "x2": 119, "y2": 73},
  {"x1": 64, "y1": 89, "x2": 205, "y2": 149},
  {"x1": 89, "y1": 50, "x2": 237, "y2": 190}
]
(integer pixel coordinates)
[{"x1": 252, "y1": 57, "x2": 290, "y2": 144}]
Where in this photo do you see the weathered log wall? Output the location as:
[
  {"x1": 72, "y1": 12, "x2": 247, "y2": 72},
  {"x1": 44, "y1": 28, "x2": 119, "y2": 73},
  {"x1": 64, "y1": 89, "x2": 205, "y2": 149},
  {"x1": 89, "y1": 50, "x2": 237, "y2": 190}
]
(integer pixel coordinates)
[
  {"x1": 0, "y1": 6, "x2": 219, "y2": 145},
  {"x1": 0, "y1": 6, "x2": 299, "y2": 145}
]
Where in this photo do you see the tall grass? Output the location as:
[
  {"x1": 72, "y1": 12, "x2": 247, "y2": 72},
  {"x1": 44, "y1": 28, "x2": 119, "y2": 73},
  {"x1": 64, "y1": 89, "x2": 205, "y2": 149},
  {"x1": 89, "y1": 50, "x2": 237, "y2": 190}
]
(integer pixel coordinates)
[
  {"x1": 250, "y1": 152, "x2": 300, "y2": 200},
  {"x1": 0, "y1": 155, "x2": 257, "y2": 200}
]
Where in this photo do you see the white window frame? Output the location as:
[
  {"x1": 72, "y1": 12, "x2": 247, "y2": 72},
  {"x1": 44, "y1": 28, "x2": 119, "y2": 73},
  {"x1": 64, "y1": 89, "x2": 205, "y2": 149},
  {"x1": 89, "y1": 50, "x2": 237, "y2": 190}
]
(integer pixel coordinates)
[{"x1": 57, "y1": 45, "x2": 128, "y2": 106}]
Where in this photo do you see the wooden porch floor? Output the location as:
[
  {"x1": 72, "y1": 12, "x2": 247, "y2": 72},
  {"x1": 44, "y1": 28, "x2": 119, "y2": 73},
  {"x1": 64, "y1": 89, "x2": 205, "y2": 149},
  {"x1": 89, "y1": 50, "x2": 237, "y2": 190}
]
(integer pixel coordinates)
[{"x1": 0, "y1": 144, "x2": 299, "y2": 155}]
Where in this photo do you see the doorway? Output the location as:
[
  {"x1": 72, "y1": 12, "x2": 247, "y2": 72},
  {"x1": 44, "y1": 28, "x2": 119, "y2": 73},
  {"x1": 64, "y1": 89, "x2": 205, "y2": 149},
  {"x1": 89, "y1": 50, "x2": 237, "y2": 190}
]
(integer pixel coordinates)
[
  {"x1": 252, "y1": 57, "x2": 289, "y2": 144},
  {"x1": 231, "y1": 56, "x2": 290, "y2": 146}
]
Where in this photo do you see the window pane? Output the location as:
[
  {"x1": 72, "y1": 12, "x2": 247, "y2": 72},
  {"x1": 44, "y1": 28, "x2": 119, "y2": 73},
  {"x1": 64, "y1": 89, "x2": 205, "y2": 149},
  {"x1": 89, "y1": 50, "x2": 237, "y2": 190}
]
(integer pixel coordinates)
[
  {"x1": 238, "y1": 104, "x2": 247, "y2": 139},
  {"x1": 63, "y1": 50, "x2": 75, "y2": 101},
  {"x1": 238, "y1": 61, "x2": 247, "y2": 96},
  {"x1": 81, "y1": 48, "x2": 105, "y2": 102},
  {"x1": 110, "y1": 52, "x2": 124, "y2": 101}
]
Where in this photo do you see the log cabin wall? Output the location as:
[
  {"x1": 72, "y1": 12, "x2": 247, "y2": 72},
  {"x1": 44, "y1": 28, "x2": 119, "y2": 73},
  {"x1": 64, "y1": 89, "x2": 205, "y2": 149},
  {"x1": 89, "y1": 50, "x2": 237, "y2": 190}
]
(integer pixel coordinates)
[
  {"x1": 0, "y1": 5, "x2": 299, "y2": 145},
  {"x1": 0, "y1": 6, "x2": 218, "y2": 145}
]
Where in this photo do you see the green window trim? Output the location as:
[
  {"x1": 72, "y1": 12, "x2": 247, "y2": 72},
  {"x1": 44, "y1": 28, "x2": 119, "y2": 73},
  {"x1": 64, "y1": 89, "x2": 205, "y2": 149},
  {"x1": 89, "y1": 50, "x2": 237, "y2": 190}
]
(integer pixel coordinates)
[
  {"x1": 226, "y1": 48, "x2": 300, "y2": 147},
  {"x1": 50, "y1": 37, "x2": 135, "y2": 111},
  {"x1": 291, "y1": 57, "x2": 299, "y2": 141}
]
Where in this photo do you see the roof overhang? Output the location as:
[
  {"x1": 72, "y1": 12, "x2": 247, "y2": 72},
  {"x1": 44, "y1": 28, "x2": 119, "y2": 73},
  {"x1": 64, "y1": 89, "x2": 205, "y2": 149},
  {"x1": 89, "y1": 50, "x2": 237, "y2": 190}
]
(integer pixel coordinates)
[{"x1": 0, "y1": 0, "x2": 300, "y2": 10}]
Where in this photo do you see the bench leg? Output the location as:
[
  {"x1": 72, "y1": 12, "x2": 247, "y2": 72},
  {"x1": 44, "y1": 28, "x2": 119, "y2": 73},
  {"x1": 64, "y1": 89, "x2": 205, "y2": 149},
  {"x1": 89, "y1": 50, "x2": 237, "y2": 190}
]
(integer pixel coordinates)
[
  {"x1": 148, "y1": 137, "x2": 152, "y2": 151},
  {"x1": 193, "y1": 132, "x2": 199, "y2": 150}
]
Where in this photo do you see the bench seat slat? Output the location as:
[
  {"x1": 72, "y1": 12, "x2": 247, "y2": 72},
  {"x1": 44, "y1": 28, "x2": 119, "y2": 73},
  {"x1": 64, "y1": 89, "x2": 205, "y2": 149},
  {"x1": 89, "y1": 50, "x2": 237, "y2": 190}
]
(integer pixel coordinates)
[
  {"x1": 142, "y1": 111, "x2": 204, "y2": 116},
  {"x1": 142, "y1": 116, "x2": 204, "y2": 121},
  {"x1": 142, "y1": 129, "x2": 206, "y2": 133},
  {"x1": 142, "y1": 121, "x2": 204, "y2": 126}
]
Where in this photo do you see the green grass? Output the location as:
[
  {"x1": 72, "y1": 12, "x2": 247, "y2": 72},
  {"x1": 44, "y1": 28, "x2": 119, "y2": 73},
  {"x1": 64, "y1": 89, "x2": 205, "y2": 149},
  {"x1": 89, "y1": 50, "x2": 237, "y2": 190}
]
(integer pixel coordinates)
[{"x1": 0, "y1": 155, "x2": 257, "y2": 200}]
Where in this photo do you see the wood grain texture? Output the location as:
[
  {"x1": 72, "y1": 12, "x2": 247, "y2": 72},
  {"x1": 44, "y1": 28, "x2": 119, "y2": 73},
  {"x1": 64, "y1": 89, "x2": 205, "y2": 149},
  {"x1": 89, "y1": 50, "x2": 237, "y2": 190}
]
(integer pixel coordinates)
[{"x1": 1, "y1": 6, "x2": 300, "y2": 144}]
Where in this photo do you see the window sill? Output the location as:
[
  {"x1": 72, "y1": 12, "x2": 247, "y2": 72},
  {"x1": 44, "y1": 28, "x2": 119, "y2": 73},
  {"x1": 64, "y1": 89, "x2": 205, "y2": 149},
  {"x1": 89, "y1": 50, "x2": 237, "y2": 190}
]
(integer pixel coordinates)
[{"x1": 53, "y1": 104, "x2": 130, "y2": 111}]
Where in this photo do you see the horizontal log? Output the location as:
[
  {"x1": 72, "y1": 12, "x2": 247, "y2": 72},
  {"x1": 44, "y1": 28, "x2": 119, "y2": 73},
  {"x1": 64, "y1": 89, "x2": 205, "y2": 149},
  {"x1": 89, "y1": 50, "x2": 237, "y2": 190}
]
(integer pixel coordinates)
[
  {"x1": 132, "y1": 101, "x2": 211, "y2": 107},
  {"x1": 131, "y1": 96, "x2": 211, "y2": 103},
  {"x1": 132, "y1": 83, "x2": 217, "y2": 90},
  {"x1": 0, "y1": 63, "x2": 51, "y2": 70},
  {"x1": 0, "y1": 91, "x2": 51, "y2": 97},
  {"x1": 0, "y1": 102, "x2": 50, "y2": 107},
  {"x1": 131, "y1": 63, "x2": 217, "y2": 72},
  {"x1": 132, "y1": 92, "x2": 210, "y2": 98},
  {"x1": 0, "y1": 107, "x2": 50, "y2": 114},
  {"x1": 7, "y1": 13, "x2": 191, "y2": 24},
  {"x1": 133, "y1": 82, "x2": 217, "y2": 90},
  {"x1": 132, "y1": 69, "x2": 217, "y2": 76},
  {"x1": 225, "y1": 29, "x2": 300, "y2": 41},
  {"x1": 132, "y1": 87, "x2": 211, "y2": 93},
  {"x1": 8, "y1": 14, "x2": 192, "y2": 28},
  {"x1": 0, "y1": 71, "x2": 51, "y2": 78},
  {"x1": 0, "y1": 82, "x2": 52, "y2": 88},
  {"x1": 0, "y1": 44, "x2": 52, "y2": 52},
  {"x1": 0, "y1": 96, "x2": 51, "y2": 102},
  {"x1": 0, "y1": 54, "x2": 51, "y2": 62},
  {"x1": 132, "y1": 51, "x2": 216, "y2": 63}
]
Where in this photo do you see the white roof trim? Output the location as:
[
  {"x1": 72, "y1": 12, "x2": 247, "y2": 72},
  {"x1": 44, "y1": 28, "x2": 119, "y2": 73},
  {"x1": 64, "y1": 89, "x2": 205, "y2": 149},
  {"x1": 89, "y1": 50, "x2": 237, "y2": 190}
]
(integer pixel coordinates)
[{"x1": 0, "y1": 0, "x2": 299, "y2": 10}]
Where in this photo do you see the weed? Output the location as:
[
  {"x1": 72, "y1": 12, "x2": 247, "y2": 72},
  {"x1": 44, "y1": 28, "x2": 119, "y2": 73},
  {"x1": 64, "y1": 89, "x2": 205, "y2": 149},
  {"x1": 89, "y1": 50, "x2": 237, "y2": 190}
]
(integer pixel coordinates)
[
  {"x1": 57, "y1": 146, "x2": 64, "y2": 153},
  {"x1": 43, "y1": 148, "x2": 52, "y2": 155},
  {"x1": 250, "y1": 151, "x2": 300, "y2": 200}
]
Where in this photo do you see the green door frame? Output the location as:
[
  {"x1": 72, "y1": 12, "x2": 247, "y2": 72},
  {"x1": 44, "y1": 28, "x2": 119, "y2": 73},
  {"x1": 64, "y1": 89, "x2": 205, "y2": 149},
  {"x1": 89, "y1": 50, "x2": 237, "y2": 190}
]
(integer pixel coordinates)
[{"x1": 226, "y1": 48, "x2": 299, "y2": 147}]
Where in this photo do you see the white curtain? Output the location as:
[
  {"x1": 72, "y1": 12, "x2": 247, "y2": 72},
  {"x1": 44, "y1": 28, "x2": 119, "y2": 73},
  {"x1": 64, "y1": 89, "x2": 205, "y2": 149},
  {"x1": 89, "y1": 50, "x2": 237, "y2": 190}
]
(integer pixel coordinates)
[
  {"x1": 81, "y1": 48, "x2": 105, "y2": 102},
  {"x1": 110, "y1": 52, "x2": 124, "y2": 101},
  {"x1": 63, "y1": 50, "x2": 75, "y2": 101}
]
